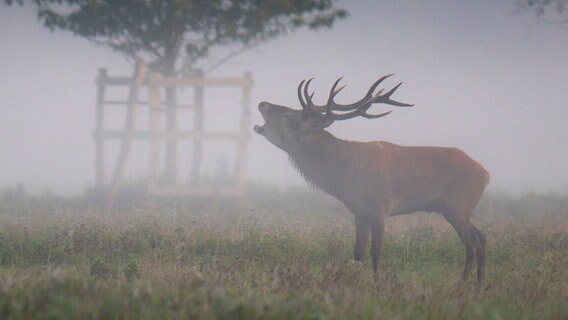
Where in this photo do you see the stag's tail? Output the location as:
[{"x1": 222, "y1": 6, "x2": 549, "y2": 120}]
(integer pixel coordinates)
[{"x1": 482, "y1": 168, "x2": 490, "y2": 186}]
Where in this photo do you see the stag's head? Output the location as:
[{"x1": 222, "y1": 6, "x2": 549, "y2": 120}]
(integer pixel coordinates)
[{"x1": 254, "y1": 75, "x2": 414, "y2": 149}]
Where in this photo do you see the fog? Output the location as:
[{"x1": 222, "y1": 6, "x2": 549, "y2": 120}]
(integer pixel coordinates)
[{"x1": 1, "y1": 0, "x2": 567, "y2": 195}]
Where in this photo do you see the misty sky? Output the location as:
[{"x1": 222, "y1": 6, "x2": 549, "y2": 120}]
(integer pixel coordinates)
[{"x1": 1, "y1": 0, "x2": 567, "y2": 195}]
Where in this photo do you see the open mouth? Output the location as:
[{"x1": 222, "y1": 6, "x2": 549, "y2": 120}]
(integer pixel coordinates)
[{"x1": 254, "y1": 102, "x2": 269, "y2": 134}]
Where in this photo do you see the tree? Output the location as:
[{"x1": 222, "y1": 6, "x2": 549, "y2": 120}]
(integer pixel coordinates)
[
  {"x1": 515, "y1": 0, "x2": 568, "y2": 28},
  {"x1": 5, "y1": 0, "x2": 348, "y2": 182}
]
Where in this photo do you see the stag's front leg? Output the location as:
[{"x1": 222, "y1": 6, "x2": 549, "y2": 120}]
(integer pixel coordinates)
[
  {"x1": 354, "y1": 215, "x2": 370, "y2": 262},
  {"x1": 370, "y1": 213, "x2": 385, "y2": 283}
]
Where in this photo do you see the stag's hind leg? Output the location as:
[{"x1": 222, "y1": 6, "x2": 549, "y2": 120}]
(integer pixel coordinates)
[
  {"x1": 469, "y1": 225, "x2": 486, "y2": 284},
  {"x1": 441, "y1": 211, "x2": 477, "y2": 282},
  {"x1": 462, "y1": 224, "x2": 486, "y2": 284}
]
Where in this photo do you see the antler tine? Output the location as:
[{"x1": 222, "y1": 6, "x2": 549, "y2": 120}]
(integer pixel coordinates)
[
  {"x1": 361, "y1": 110, "x2": 393, "y2": 119},
  {"x1": 365, "y1": 74, "x2": 394, "y2": 99},
  {"x1": 370, "y1": 82, "x2": 414, "y2": 107},
  {"x1": 297, "y1": 79, "x2": 308, "y2": 110},
  {"x1": 302, "y1": 77, "x2": 330, "y2": 112},
  {"x1": 328, "y1": 77, "x2": 346, "y2": 100},
  {"x1": 326, "y1": 77, "x2": 346, "y2": 114},
  {"x1": 303, "y1": 77, "x2": 314, "y2": 107}
]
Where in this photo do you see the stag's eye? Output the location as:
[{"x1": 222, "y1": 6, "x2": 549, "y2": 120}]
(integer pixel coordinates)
[{"x1": 282, "y1": 113, "x2": 294, "y2": 121}]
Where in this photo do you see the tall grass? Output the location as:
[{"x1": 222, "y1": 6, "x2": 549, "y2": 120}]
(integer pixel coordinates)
[{"x1": 0, "y1": 185, "x2": 566, "y2": 319}]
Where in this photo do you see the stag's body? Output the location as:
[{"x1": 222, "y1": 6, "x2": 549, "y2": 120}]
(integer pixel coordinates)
[{"x1": 255, "y1": 76, "x2": 489, "y2": 284}]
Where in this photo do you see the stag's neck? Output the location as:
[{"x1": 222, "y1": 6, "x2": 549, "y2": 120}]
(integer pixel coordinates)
[{"x1": 287, "y1": 131, "x2": 354, "y2": 193}]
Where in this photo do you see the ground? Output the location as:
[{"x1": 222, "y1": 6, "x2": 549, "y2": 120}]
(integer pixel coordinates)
[{"x1": 0, "y1": 187, "x2": 566, "y2": 319}]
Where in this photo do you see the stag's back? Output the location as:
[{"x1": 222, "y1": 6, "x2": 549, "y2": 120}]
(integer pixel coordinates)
[{"x1": 376, "y1": 141, "x2": 490, "y2": 216}]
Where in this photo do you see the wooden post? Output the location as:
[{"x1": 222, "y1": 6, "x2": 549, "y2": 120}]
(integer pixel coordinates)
[
  {"x1": 106, "y1": 60, "x2": 146, "y2": 212},
  {"x1": 148, "y1": 73, "x2": 162, "y2": 183},
  {"x1": 190, "y1": 69, "x2": 204, "y2": 185},
  {"x1": 94, "y1": 68, "x2": 107, "y2": 189},
  {"x1": 236, "y1": 72, "x2": 253, "y2": 193},
  {"x1": 164, "y1": 83, "x2": 177, "y2": 183}
]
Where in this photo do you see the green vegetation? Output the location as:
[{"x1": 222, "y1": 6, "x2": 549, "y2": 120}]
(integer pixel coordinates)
[{"x1": 0, "y1": 186, "x2": 566, "y2": 319}]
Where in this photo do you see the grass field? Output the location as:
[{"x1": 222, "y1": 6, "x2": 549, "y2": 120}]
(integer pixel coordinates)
[{"x1": 0, "y1": 186, "x2": 566, "y2": 319}]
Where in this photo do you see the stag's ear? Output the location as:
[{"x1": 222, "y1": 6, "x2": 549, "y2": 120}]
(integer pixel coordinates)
[{"x1": 300, "y1": 117, "x2": 334, "y2": 132}]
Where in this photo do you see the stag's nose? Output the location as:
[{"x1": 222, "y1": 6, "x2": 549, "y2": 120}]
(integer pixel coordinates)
[{"x1": 258, "y1": 101, "x2": 270, "y2": 112}]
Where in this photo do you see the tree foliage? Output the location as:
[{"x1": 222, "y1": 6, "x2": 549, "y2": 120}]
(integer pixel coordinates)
[
  {"x1": 515, "y1": 0, "x2": 568, "y2": 27},
  {"x1": 5, "y1": 0, "x2": 348, "y2": 75}
]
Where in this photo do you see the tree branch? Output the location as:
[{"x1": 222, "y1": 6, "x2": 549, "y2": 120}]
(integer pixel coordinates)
[{"x1": 202, "y1": 41, "x2": 262, "y2": 75}]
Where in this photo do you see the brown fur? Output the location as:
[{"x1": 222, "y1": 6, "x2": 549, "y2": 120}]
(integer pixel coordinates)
[{"x1": 255, "y1": 101, "x2": 489, "y2": 284}]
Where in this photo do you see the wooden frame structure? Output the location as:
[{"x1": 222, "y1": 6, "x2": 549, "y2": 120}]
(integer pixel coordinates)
[{"x1": 93, "y1": 60, "x2": 252, "y2": 210}]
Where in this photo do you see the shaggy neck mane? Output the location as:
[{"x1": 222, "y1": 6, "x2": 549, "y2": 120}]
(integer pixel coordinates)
[{"x1": 286, "y1": 131, "x2": 353, "y2": 191}]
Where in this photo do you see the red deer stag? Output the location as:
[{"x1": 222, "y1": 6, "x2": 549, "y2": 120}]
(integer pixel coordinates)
[{"x1": 254, "y1": 75, "x2": 489, "y2": 284}]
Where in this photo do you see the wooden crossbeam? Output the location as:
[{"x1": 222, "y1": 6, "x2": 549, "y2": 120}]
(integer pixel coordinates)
[
  {"x1": 94, "y1": 130, "x2": 250, "y2": 141},
  {"x1": 97, "y1": 75, "x2": 252, "y2": 87}
]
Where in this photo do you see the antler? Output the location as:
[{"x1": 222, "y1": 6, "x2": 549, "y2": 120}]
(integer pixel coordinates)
[{"x1": 297, "y1": 75, "x2": 414, "y2": 121}]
